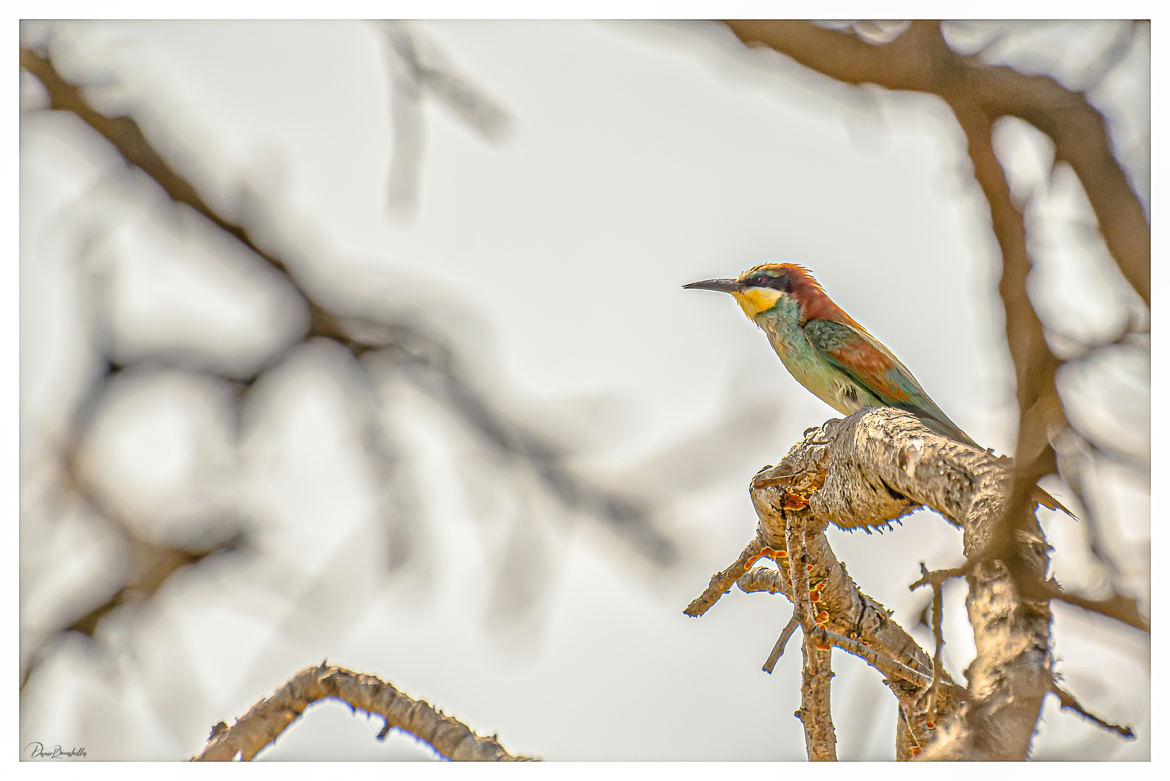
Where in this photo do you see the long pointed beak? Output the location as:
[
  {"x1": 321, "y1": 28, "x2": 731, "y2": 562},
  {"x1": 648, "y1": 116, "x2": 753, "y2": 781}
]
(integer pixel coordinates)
[{"x1": 682, "y1": 278, "x2": 740, "y2": 293}]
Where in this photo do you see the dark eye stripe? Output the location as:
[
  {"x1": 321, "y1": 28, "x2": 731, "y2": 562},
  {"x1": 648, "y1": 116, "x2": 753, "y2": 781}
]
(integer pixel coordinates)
[{"x1": 749, "y1": 273, "x2": 790, "y2": 291}]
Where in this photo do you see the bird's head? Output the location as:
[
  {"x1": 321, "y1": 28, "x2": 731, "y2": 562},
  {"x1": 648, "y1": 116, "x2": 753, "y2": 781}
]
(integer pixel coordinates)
[{"x1": 684, "y1": 263, "x2": 820, "y2": 321}]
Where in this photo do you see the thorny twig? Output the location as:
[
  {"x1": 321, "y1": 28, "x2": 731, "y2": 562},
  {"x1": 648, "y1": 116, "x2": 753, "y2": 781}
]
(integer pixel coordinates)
[
  {"x1": 1049, "y1": 682, "x2": 1135, "y2": 740},
  {"x1": 909, "y1": 563, "x2": 960, "y2": 719},
  {"x1": 738, "y1": 561, "x2": 965, "y2": 691}
]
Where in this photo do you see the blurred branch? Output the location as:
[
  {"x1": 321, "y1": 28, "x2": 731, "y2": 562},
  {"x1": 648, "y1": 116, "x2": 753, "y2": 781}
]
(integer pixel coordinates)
[
  {"x1": 21, "y1": 525, "x2": 247, "y2": 692},
  {"x1": 19, "y1": 38, "x2": 676, "y2": 700},
  {"x1": 20, "y1": 367, "x2": 249, "y2": 691},
  {"x1": 721, "y1": 20, "x2": 1149, "y2": 306},
  {"x1": 1079, "y1": 21, "x2": 1142, "y2": 93},
  {"x1": 19, "y1": 46, "x2": 303, "y2": 289},
  {"x1": 1031, "y1": 578, "x2": 1148, "y2": 633},
  {"x1": 377, "y1": 21, "x2": 510, "y2": 213},
  {"x1": 19, "y1": 42, "x2": 675, "y2": 580},
  {"x1": 194, "y1": 663, "x2": 534, "y2": 761},
  {"x1": 948, "y1": 84, "x2": 1064, "y2": 558},
  {"x1": 379, "y1": 21, "x2": 509, "y2": 141}
]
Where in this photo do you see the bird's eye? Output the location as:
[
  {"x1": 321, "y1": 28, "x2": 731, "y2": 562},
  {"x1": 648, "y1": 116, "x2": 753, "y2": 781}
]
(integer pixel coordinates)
[{"x1": 752, "y1": 274, "x2": 769, "y2": 286}]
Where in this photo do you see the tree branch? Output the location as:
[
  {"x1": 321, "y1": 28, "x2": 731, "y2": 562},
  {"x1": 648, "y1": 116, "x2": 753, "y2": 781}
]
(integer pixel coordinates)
[
  {"x1": 19, "y1": 42, "x2": 677, "y2": 583},
  {"x1": 711, "y1": 22, "x2": 1148, "y2": 758},
  {"x1": 720, "y1": 20, "x2": 1149, "y2": 306},
  {"x1": 687, "y1": 408, "x2": 985, "y2": 758},
  {"x1": 786, "y1": 511, "x2": 836, "y2": 760},
  {"x1": 194, "y1": 663, "x2": 533, "y2": 761},
  {"x1": 1049, "y1": 683, "x2": 1134, "y2": 740},
  {"x1": 687, "y1": 407, "x2": 1136, "y2": 758}
]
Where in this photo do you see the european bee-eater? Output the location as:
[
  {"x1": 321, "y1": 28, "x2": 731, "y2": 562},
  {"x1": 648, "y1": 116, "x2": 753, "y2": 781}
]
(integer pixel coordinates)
[{"x1": 684, "y1": 262, "x2": 1067, "y2": 513}]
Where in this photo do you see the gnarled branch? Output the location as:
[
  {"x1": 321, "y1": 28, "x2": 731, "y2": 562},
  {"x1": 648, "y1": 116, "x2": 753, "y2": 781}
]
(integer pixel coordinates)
[{"x1": 688, "y1": 407, "x2": 1136, "y2": 759}]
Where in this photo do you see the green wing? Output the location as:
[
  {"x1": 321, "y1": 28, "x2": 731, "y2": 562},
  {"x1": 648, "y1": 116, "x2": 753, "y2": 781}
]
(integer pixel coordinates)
[{"x1": 804, "y1": 318, "x2": 975, "y2": 446}]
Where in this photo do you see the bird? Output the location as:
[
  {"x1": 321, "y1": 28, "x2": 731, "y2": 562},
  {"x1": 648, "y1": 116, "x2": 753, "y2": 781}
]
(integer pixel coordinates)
[{"x1": 683, "y1": 262, "x2": 1069, "y2": 514}]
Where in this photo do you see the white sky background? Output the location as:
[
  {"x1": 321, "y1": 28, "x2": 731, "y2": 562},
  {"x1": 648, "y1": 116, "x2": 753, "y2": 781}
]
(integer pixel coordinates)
[{"x1": 18, "y1": 18, "x2": 1151, "y2": 762}]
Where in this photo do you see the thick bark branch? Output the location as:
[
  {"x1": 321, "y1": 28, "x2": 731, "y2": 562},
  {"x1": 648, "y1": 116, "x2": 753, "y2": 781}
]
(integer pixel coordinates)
[
  {"x1": 688, "y1": 407, "x2": 1069, "y2": 759},
  {"x1": 688, "y1": 408, "x2": 991, "y2": 758},
  {"x1": 774, "y1": 408, "x2": 1051, "y2": 760}
]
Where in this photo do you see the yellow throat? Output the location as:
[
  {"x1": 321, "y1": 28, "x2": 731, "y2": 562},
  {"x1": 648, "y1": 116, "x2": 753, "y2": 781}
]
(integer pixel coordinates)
[{"x1": 731, "y1": 287, "x2": 783, "y2": 319}]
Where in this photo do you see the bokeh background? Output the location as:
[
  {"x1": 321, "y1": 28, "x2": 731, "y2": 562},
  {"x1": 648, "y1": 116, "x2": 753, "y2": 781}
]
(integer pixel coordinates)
[{"x1": 19, "y1": 18, "x2": 1150, "y2": 760}]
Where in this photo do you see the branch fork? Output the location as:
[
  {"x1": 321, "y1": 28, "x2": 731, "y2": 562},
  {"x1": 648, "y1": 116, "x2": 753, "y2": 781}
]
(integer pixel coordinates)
[{"x1": 687, "y1": 406, "x2": 1131, "y2": 759}]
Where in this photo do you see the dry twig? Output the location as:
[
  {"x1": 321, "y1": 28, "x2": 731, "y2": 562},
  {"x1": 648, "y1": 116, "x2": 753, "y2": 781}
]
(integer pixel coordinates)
[{"x1": 1049, "y1": 683, "x2": 1134, "y2": 740}]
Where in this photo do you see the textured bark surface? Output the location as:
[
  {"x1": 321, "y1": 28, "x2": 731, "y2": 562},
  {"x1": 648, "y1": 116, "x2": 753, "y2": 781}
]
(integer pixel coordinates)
[
  {"x1": 195, "y1": 663, "x2": 531, "y2": 761},
  {"x1": 921, "y1": 560, "x2": 1051, "y2": 760},
  {"x1": 785, "y1": 511, "x2": 837, "y2": 760},
  {"x1": 688, "y1": 406, "x2": 1054, "y2": 759}
]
